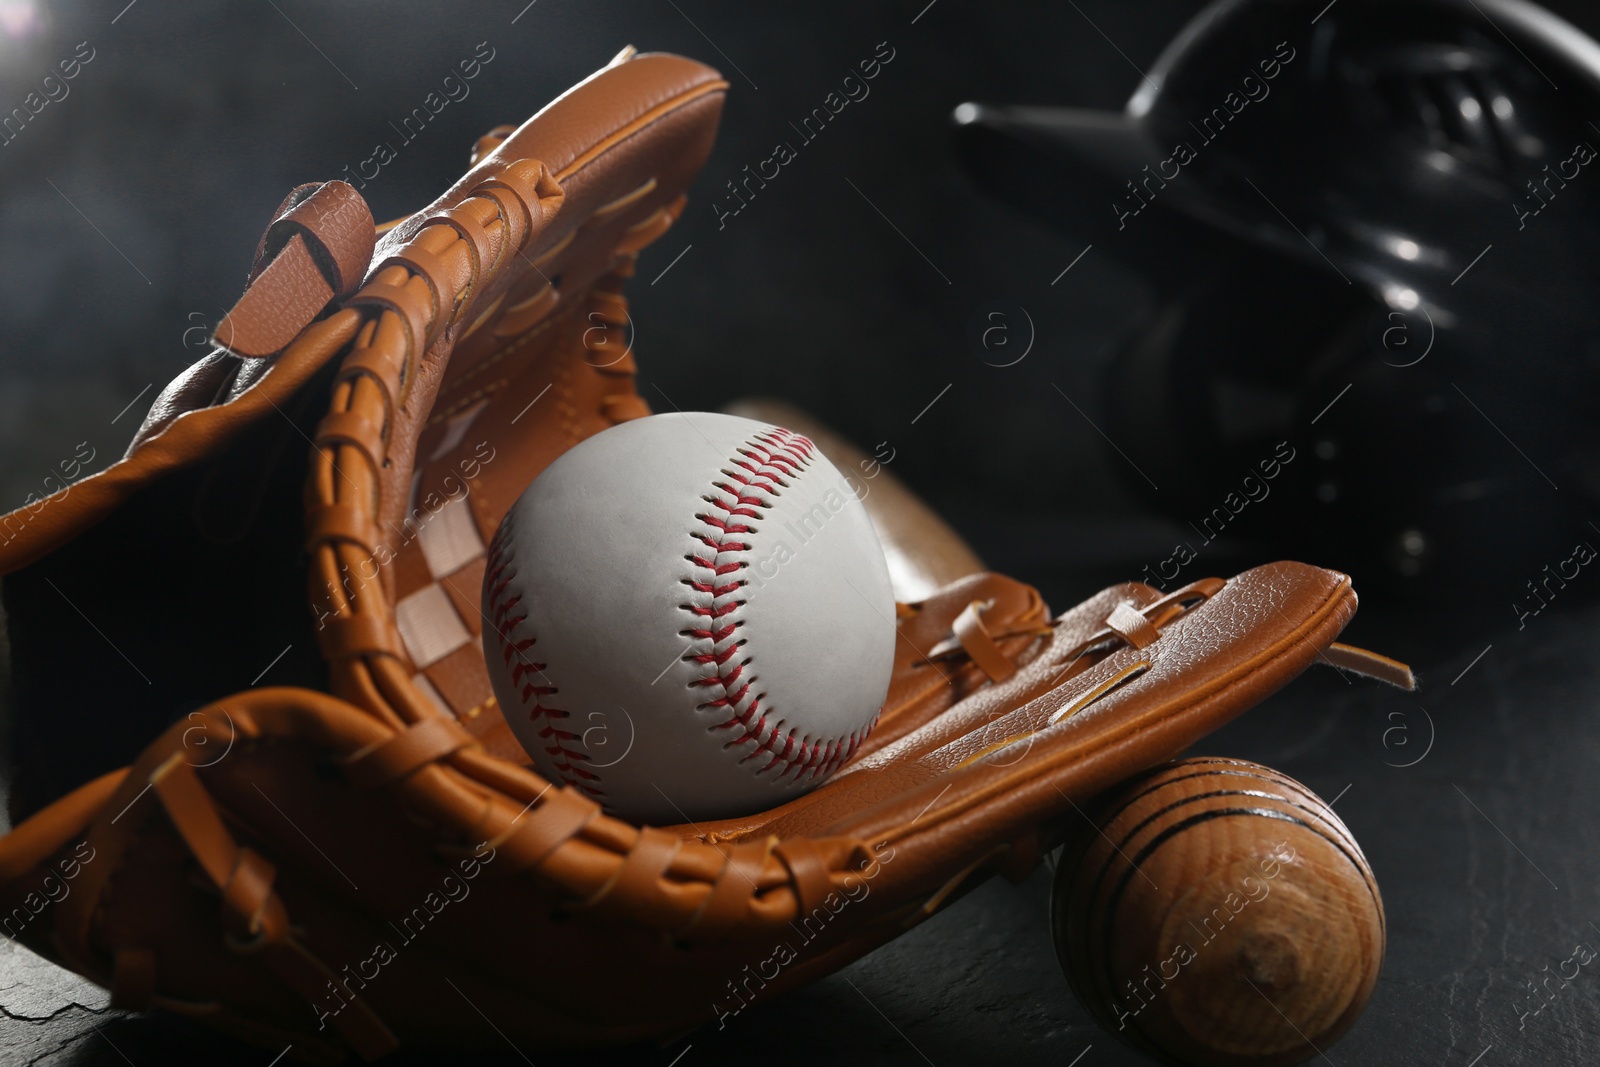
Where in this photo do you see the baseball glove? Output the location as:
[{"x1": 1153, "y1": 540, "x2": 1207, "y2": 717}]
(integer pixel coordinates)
[{"x1": 0, "y1": 48, "x2": 1413, "y2": 1062}]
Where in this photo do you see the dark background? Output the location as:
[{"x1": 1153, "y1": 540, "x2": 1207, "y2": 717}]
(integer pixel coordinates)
[{"x1": 1, "y1": 1, "x2": 1599, "y2": 1065}]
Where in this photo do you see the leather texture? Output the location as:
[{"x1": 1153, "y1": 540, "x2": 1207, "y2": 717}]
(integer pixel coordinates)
[
  {"x1": 0, "y1": 48, "x2": 1409, "y2": 1062},
  {"x1": 214, "y1": 180, "x2": 377, "y2": 359}
]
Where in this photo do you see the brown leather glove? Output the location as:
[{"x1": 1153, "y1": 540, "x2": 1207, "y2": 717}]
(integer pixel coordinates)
[{"x1": 0, "y1": 48, "x2": 1412, "y2": 1062}]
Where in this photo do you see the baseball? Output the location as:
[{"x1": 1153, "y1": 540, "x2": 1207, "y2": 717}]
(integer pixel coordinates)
[{"x1": 482, "y1": 412, "x2": 897, "y2": 824}]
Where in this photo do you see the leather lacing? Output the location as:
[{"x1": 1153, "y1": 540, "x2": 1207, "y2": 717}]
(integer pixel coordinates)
[
  {"x1": 929, "y1": 576, "x2": 1414, "y2": 693},
  {"x1": 919, "y1": 599, "x2": 1053, "y2": 681}
]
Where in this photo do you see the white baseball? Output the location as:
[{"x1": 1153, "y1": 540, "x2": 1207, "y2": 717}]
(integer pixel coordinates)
[{"x1": 482, "y1": 412, "x2": 896, "y2": 824}]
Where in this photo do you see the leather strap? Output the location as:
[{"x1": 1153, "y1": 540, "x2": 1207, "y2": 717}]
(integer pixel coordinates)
[
  {"x1": 347, "y1": 279, "x2": 432, "y2": 365},
  {"x1": 493, "y1": 788, "x2": 596, "y2": 871},
  {"x1": 303, "y1": 503, "x2": 380, "y2": 556},
  {"x1": 683, "y1": 839, "x2": 772, "y2": 941},
  {"x1": 344, "y1": 716, "x2": 476, "y2": 789},
  {"x1": 221, "y1": 850, "x2": 287, "y2": 946},
  {"x1": 150, "y1": 755, "x2": 244, "y2": 891},
  {"x1": 314, "y1": 410, "x2": 387, "y2": 473},
  {"x1": 475, "y1": 158, "x2": 564, "y2": 252},
  {"x1": 952, "y1": 600, "x2": 1018, "y2": 684},
  {"x1": 335, "y1": 347, "x2": 402, "y2": 408},
  {"x1": 589, "y1": 826, "x2": 681, "y2": 906},
  {"x1": 376, "y1": 249, "x2": 453, "y2": 324},
  {"x1": 1324, "y1": 641, "x2": 1418, "y2": 689},
  {"x1": 615, "y1": 203, "x2": 678, "y2": 253},
  {"x1": 317, "y1": 613, "x2": 405, "y2": 662},
  {"x1": 774, "y1": 837, "x2": 836, "y2": 917},
  {"x1": 426, "y1": 204, "x2": 498, "y2": 290},
  {"x1": 148, "y1": 755, "x2": 398, "y2": 1059},
  {"x1": 1105, "y1": 600, "x2": 1161, "y2": 650},
  {"x1": 215, "y1": 182, "x2": 375, "y2": 358},
  {"x1": 491, "y1": 284, "x2": 560, "y2": 338}
]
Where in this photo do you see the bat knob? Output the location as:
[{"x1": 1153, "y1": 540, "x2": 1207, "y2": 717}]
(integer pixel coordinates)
[{"x1": 1051, "y1": 758, "x2": 1384, "y2": 1066}]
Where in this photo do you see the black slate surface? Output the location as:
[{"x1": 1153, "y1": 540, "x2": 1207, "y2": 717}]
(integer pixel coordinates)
[{"x1": 1, "y1": 2, "x2": 1596, "y2": 1065}]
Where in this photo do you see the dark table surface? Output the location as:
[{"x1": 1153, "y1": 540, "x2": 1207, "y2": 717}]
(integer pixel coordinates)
[{"x1": 2, "y1": 2, "x2": 1598, "y2": 1065}]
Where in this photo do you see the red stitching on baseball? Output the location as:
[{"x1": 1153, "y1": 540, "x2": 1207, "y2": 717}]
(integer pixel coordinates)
[
  {"x1": 485, "y1": 423, "x2": 869, "y2": 808},
  {"x1": 485, "y1": 510, "x2": 605, "y2": 797},
  {"x1": 680, "y1": 426, "x2": 873, "y2": 783}
]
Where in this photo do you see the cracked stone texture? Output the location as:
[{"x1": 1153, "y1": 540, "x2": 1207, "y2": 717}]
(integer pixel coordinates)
[
  {"x1": 2, "y1": 1, "x2": 1599, "y2": 1065},
  {"x1": 0, "y1": 939, "x2": 111, "y2": 1066}
]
